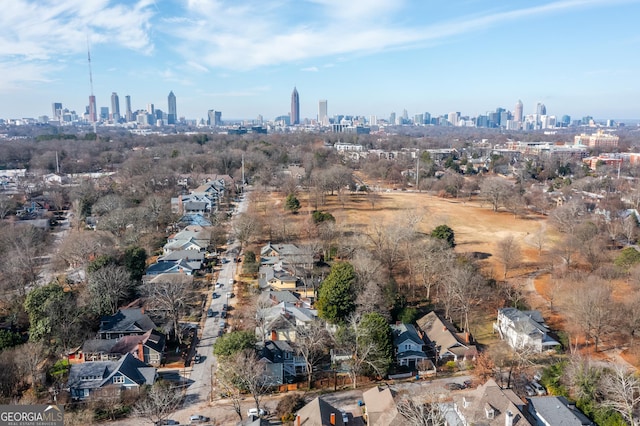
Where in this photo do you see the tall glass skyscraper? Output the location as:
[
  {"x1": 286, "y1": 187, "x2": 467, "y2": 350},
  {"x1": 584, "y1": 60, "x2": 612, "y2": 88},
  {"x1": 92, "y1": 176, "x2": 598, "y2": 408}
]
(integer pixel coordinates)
[
  {"x1": 167, "y1": 91, "x2": 177, "y2": 125},
  {"x1": 125, "y1": 95, "x2": 132, "y2": 122},
  {"x1": 318, "y1": 99, "x2": 328, "y2": 125},
  {"x1": 291, "y1": 87, "x2": 300, "y2": 125},
  {"x1": 111, "y1": 92, "x2": 120, "y2": 121},
  {"x1": 515, "y1": 100, "x2": 523, "y2": 123}
]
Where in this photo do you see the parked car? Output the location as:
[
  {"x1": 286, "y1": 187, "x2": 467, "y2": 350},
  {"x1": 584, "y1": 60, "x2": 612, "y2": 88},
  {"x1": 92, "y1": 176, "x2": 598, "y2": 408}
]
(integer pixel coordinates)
[
  {"x1": 228, "y1": 278, "x2": 234, "y2": 285},
  {"x1": 341, "y1": 411, "x2": 349, "y2": 424},
  {"x1": 227, "y1": 292, "x2": 234, "y2": 298},
  {"x1": 247, "y1": 408, "x2": 267, "y2": 417},
  {"x1": 207, "y1": 309, "x2": 214, "y2": 317},
  {"x1": 189, "y1": 414, "x2": 209, "y2": 424},
  {"x1": 212, "y1": 292, "x2": 220, "y2": 299},
  {"x1": 446, "y1": 382, "x2": 463, "y2": 390},
  {"x1": 215, "y1": 282, "x2": 223, "y2": 288},
  {"x1": 531, "y1": 381, "x2": 547, "y2": 395},
  {"x1": 221, "y1": 258, "x2": 230, "y2": 264},
  {"x1": 220, "y1": 311, "x2": 227, "y2": 319},
  {"x1": 218, "y1": 328, "x2": 224, "y2": 337},
  {"x1": 222, "y1": 304, "x2": 228, "y2": 311},
  {"x1": 155, "y1": 420, "x2": 179, "y2": 425},
  {"x1": 524, "y1": 384, "x2": 536, "y2": 397},
  {"x1": 463, "y1": 379, "x2": 473, "y2": 388},
  {"x1": 193, "y1": 354, "x2": 202, "y2": 363},
  {"x1": 533, "y1": 371, "x2": 542, "y2": 382}
]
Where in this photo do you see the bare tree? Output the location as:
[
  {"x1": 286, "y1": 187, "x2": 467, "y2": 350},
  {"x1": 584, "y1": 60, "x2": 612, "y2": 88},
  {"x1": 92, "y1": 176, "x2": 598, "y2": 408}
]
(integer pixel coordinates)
[
  {"x1": 532, "y1": 224, "x2": 547, "y2": 256},
  {"x1": 216, "y1": 361, "x2": 244, "y2": 421},
  {"x1": 550, "y1": 199, "x2": 585, "y2": 235},
  {"x1": 601, "y1": 365, "x2": 640, "y2": 426},
  {"x1": 567, "y1": 278, "x2": 616, "y2": 352},
  {"x1": 356, "y1": 280, "x2": 389, "y2": 319},
  {"x1": 416, "y1": 238, "x2": 455, "y2": 300},
  {"x1": 396, "y1": 392, "x2": 447, "y2": 426},
  {"x1": 495, "y1": 235, "x2": 522, "y2": 279},
  {"x1": 133, "y1": 381, "x2": 183, "y2": 425},
  {"x1": 88, "y1": 265, "x2": 134, "y2": 315},
  {"x1": 479, "y1": 177, "x2": 512, "y2": 212},
  {"x1": 142, "y1": 279, "x2": 189, "y2": 344},
  {"x1": 233, "y1": 212, "x2": 261, "y2": 251},
  {"x1": 448, "y1": 262, "x2": 485, "y2": 334},
  {"x1": 294, "y1": 320, "x2": 330, "y2": 389},
  {"x1": 0, "y1": 194, "x2": 17, "y2": 219}
]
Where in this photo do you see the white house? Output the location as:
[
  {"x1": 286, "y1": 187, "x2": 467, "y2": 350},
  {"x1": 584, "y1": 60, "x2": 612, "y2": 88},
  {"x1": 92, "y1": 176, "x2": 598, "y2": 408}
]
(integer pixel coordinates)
[{"x1": 494, "y1": 308, "x2": 559, "y2": 353}]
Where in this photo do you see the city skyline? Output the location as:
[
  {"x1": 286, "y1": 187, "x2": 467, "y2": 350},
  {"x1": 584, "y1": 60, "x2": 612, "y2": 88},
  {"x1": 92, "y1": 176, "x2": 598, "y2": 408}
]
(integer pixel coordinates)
[{"x1": 2, "y1": 0, "x2": 640, "y2": 121}]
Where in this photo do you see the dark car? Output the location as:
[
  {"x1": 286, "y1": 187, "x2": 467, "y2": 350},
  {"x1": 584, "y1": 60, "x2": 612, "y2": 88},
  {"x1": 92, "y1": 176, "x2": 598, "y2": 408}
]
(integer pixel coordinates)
[
  {"x1": 220, "y1": 311, "x2": 227, "y2": 319},
  {"x1": 222, "y1": 304, "x2": 228, "y2": 311},
  {"x1": 446, "y1": 382, "x2": 463, "y2": 390},
  {"x1": 207, "y1": 308, "x2": 214, "y2": 317},
  {"x1": 193, "y1": 354, "x2": 202, "y2": 363},
  {"x1": 212, "y1": 292, "x2": 220, "y2": 299}
]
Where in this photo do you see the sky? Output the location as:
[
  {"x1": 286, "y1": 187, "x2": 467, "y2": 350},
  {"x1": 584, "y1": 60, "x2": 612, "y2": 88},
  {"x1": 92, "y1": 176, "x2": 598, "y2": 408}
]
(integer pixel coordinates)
[{"x1": 2, "y1": 0, "x2": 640, "y2": 122}]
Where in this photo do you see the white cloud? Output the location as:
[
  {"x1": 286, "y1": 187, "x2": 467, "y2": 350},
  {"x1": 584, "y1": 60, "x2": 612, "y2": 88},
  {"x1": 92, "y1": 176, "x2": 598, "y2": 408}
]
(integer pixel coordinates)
[
  {"x1": 163, "y1": 0, "x2": 627, "y2": 72},
  {"x1": 301, "y1": 66, "x2": 319, "y2": 72}
]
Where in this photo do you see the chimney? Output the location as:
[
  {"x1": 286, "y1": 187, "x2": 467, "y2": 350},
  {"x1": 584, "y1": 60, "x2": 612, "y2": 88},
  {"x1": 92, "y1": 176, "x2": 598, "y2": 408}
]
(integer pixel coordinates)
[
  {"x1": 443, "y1": 326, "x2": 447, "y2": 332},
  {"x1": 271, "y1": 330, "x2": 277, "y2": 341},
  {"x1": 296, "y1": 415, "x2": 301, "y2": 426},
  {"x1": 505, "y1": 410, "x2": 513, "y2": 426},
  {"x1": 465, "y1": 332, "x2": 470, "y2": 343},
  {"x1": 137, "y1": 341, "x2": 144, "y2": 361},
  {"x1": 330, "y1": 412, "x2": 336, "y2": 425}
]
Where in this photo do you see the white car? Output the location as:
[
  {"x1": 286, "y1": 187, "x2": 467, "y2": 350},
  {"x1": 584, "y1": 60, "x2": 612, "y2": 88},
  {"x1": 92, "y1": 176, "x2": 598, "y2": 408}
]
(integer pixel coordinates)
[
  {"x1": 247, "y1": 408, "x2": 267, "y2": 417},
  {"x1": 341, "y1": 411, "x2": 349, "y2": 424}
]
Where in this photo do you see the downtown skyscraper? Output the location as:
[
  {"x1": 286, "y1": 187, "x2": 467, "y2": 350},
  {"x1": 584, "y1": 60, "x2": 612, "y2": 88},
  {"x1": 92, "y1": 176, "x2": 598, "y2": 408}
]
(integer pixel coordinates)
[
  {"x1": 291, "y1": 87, "x2": 300, "y2": 125},
  {"x1": 167, "y1": 91, "x2": 177, "y2": 125},
  {"x1": 318, "y1": 99, "x2": 328, "y2": 126},
  {"x1": 111, "y1": 92, "x2": 120, "y2": 121}
]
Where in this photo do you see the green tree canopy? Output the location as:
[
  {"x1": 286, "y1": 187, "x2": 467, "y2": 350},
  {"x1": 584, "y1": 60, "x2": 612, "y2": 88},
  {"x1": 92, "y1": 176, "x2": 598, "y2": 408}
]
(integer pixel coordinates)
[
  {"x1": 317, "y1": 262, "x2": 356, "y2": 324},
  {"x1": 23, "y1": 283, "x2": 65, "y2": 342},
  {"x1": 431, "y1": 224, "x2": 455, "y2": 248},
  {"x1": 124, "y1": 246, "x2": 148, "y2": 282},
  {"x1": 360, "y1": 312, "x2": 393, "y2": 374},
  {"x1": 213, "y1": 331, "x2": 256, "y2": 358},
  {"x1": 0, "y1": 330, "x2": 23, "y2": 350},
  {"x1": 312, "y1": 211, "x2": 335, "y2": 224},
  {"x1": 614, "y1": 247, "x2": 640, "y2": 270},
  {"x1": 285, "y1": 194, "x2": 301, "y2": 213}
]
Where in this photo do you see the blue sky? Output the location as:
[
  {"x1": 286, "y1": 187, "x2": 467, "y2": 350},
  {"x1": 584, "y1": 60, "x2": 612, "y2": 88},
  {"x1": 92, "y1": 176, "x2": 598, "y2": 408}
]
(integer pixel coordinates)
[{"x1": 2, "y1": 0, "x2": 640, "y2": 121}]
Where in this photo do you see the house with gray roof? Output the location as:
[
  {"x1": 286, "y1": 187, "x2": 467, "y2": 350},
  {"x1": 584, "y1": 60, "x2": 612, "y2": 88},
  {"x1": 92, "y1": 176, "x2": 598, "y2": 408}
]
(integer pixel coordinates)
[
  {"x1": 452, "y1": 378, "x2": 532, "y2": 426},
  {"x1": 256, "y1": 302, "x2": 318, "y2": 342},
  {"x1": 527, "y1": 396, "x2": 593, "y2": 426},
  {"x1": 98, "y1": 308, "x2": 157, "y2": 340},
  {"x1": 494, "y1": 308, "x2": 560, "y2": 353},
  {"x1": 390, "y1": 323, "x2": 429, "y2": 369},
  {"x1": 67, "y1": 353, "x2": 156, "y2": 400}
]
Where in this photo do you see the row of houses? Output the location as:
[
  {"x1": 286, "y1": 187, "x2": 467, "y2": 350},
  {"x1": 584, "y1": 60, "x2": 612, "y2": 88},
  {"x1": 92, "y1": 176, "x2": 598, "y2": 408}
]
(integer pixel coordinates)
[
  {"x1": 259, "y1": 379, "x2": 592, "y2": 426},
  {"x1": 67, "y1": 308, "x2": 166, "y2": 400}
]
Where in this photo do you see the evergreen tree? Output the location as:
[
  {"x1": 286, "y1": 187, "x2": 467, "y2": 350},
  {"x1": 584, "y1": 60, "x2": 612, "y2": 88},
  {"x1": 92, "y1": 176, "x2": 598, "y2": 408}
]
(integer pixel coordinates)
[
  {"x1": 431, "y1": 224, "x2": 455, "y2": 248},
  {"x1": 285, "y1": 193, "x2": 301, "y2": 213},
  {"x1": 317, "y1": 262, "x2": 356, "y2": 323}
]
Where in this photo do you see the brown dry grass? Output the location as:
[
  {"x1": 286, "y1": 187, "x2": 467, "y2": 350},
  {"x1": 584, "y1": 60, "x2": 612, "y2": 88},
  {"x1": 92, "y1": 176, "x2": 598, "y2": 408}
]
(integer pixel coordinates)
[{"x1": 258, "y1": 189, "x2": 640, "y2": 367}]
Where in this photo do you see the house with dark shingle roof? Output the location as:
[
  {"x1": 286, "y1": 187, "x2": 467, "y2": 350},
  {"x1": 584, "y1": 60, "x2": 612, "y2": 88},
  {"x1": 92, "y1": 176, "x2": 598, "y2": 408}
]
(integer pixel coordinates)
[
  {"x1": 390, "y1": 323, "x2": 429, "y2": 369},
  {"x1": 98, "y1": 308, "x2": 157, "y2": 340},
  {"x1": 81, "y1": 329, "x2": 165, "y2": 365},
  {"x1": 67, "y1": 353, "x2": 156, "y2": 400}
]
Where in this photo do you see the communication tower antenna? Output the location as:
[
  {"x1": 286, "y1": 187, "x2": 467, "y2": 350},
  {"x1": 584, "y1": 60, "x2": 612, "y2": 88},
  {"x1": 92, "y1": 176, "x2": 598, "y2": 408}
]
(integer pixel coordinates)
[{"x1": 87, "y1": 36, "x2": 97, "y2": 134}]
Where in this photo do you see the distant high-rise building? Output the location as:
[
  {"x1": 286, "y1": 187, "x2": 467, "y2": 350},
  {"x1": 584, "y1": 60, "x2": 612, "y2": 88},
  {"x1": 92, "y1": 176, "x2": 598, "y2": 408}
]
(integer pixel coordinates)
[
  {"x1": 448, "y1": 112, "x2": 459, "y2": 126},
  {"x1": 318, "y1": 100, "x2": 328, "y2": 126},
  {"x1": 536, "y1": 102, "x2": 546, "y2": 116},
  {"x1": 110, "y1": 92, "x2": 120, "y2": 121},
  {"x1": 515, "y1": 100, "x2": 523, "y2": 122},
  {"x1": 414, "y1": 114, "x2": 423, "y2": 125},
  {"x1": 100, "y1": 107, "x2": 109, "y2": 121},
  {"x1": 147, "y1": 104, "x2": 155, "y2": 115},
  {"x1": 389, "y1": 112, "x2": 396, "y2": 125},
  {"x1": 125, "y1": 95, "x2": 132, "y2": 122},
  {"x1": 88, "y1": 95, "x2": 97, "y2": 124},
  {"x1": 207, "y1": 110, "x2": 222, "y2": 126},
  {"x1": 291, "y1": 87, "x2": 300, "y2": 125},
  {"x1": 52, "y1": 102, "x2": 62, "y2": 120},
  {"x1": 423, "y1": 112, "x2": 431, "y2": 125},
  {"x1": 167, "y1": 91, "x2": 177, "y2": 125}
]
